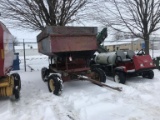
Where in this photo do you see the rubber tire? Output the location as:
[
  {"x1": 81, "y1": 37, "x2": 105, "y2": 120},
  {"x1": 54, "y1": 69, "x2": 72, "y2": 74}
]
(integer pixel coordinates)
[
  {"x1": 91, "y1": 68, "x2": 106, "y2": 83},
  {"x1": 14, "y1": 88, "x2": 20, "y2": 100},
  {"x1": 114, "y1": 72, "x2": 126, "y2": 84},
  {"x1": 148, "y1": 70, "x2": 154, "y2": 79},
  {"x1": 11, "y1": 73, "x2": 21, "y2": 91},
  {"x1": 142, "y1": 70, "x2": 154, "y2": 79},
  {"x1": 41, "y1": 67, "x2": 49, "y2": 82},
  {"x1": 48, "y1": 75, "x2": 61, "y2": 95}
]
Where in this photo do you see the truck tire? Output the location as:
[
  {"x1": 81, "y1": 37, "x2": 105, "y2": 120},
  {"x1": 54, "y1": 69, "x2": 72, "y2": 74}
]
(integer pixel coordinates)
[
  {"x1": 91, "y1": 68, "x2": 106, "y2": 83},
  {"x1": 114, "y1": 72, "x2": 126, "y2": 84},
  {"x1": 142, "y1": 70, "x2": 154, "y2": 79},
  {"x1": 48, "y1": 75, "x2": 62, "y2": 95},
  {"x1": 41, "y1": 67, "x2": 49, "y2": 82}
]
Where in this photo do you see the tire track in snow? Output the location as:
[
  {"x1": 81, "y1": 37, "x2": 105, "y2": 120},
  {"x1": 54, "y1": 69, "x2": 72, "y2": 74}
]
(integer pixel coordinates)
[{"x1": 3, "y1": 71, "x2": 78, "y2": 120}]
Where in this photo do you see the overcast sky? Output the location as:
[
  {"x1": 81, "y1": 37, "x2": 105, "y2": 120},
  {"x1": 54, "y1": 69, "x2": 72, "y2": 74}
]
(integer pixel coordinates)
[
  {"x1": 8, "y1": 20, "x2": 111, "y2": 42},
  {"x1": 9, "y1": 28, "x2": 40, "y2": 42}
]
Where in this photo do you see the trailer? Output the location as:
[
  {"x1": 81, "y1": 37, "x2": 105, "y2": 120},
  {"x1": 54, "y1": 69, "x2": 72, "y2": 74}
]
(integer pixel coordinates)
[
  {"x1": 0, "y1": 21, "x2": 21, "y2": 99},
  {"x1": 37, "y1": 26, "x2": 121, "y2": 95}
]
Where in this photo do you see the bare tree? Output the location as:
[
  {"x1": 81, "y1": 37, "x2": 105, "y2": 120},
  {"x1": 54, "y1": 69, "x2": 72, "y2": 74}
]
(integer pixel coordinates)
[
  {"x1": 0, "y1": 0, "x2": 88, "y2": 30},
  {"x1": 12, "y1": 37, "x2": 19, "y2": 52},
  {"x1": 113, "y1": 30, "x2": 140, "y2": 40},
  {"x1": 13, "y1": 37, "x2": 19, "y2": 46},
  {"x1": 91, "y1": 0, "x2": 160, "y2": 55},
  {"x1": 113, "y1": 30, "x2": 123, "y2": 40}
]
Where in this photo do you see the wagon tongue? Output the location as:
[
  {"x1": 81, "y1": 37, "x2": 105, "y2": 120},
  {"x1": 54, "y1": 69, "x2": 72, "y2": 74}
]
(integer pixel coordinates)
[{"x1": 77, "y1": 75, "x2": 122, "y2": 92}]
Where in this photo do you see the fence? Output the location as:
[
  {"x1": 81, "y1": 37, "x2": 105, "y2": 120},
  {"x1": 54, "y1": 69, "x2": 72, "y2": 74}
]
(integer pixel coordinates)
[{"x1": 14, "y1": 42, "x2": 48, "y2": 72}]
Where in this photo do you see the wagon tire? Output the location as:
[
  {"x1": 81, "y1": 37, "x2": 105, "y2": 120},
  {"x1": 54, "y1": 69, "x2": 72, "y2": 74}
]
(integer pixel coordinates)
[
  {"x1": 91, "y1": 68, "x2": 106, "y2": 83},
  {"x1": 41, "y1": 67, "x2": 49, "y2": 82},
  {"x1": 114, "y1": 72, "x2": 126, "y2": 84},
  {"x1": 48, "y1": 75, "x2": 61, "y2": 95},
  {"x1": 14, "y1": 88, "x2": 20, "y2": 100},
  {"x1": 11, "y1": 73, "x2": 21, "y2": 91}
]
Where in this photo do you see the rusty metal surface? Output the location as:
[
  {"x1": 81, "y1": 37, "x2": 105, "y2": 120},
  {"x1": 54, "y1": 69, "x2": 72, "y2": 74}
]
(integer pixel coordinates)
[
  {"x1": 51, "y1": 35, "x2": 97, "y2": 53},
  {"x1": 38, "y1": 26, "x2": 98, "y2": 81},
  {"x1": 37, "y1": 26, "x2": 98, "y2": 56},
  {"x1": 50, "y1": 58, "x2": 89, "y2": 71},
  {"x1": 37, "y1": 26, "x2": 97, "y2": 42},
  {"x1": 38, "y1": 35, "x2": 97, "y2": 55},
  {"x1": 38, "y1": 37, "x2": 52, "y2": 55}
]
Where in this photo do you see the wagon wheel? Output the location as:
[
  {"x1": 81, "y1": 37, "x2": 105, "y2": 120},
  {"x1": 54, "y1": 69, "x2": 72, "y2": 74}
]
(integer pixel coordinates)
[
  {"x1": 11, "y1": 73, "x2": 21, "y2": 99},
  {"x1": 91, "y1": 68, "x2": 106, "y2": 83},
  {"x1": 41, "y1": 67, "x2": 49, "y2": 82},
  {"x1": 14, "y1": 88, "x2": 20, "y2": 99},
  {"x1": 114, "y1": 72, "x2": 126, "y2": 84},
  {"x1": 48, "y1": 75, "x2": 63, "y2": 95},
  {"x1": 11, "y1": 73, "x2": 21, "y2": 91}
]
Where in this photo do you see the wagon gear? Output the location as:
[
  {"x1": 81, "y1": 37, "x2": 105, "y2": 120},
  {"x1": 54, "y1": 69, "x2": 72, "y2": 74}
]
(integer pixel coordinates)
[{"x1": 37, "y1": 26, "x2": 120, "y2": 95}]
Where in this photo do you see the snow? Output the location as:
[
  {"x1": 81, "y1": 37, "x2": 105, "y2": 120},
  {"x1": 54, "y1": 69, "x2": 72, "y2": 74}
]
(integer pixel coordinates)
[
  {"x1": 1, "y1": 50, "x2": 160, "y2": 120},
  {"x1": 15, "y1": 44, "x2": 38, "y2": 50}
]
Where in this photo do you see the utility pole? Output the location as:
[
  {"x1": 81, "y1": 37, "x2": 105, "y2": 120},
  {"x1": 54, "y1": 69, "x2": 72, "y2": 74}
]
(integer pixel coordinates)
[{"x1": 23, "y1": 39, "x2": 26, "y2": 72}]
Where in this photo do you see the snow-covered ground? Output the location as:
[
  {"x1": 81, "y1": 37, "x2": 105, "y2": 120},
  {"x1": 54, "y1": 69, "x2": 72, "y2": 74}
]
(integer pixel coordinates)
[{"x1": 1, "y1": 50, "x2": 160, "y2": 120}]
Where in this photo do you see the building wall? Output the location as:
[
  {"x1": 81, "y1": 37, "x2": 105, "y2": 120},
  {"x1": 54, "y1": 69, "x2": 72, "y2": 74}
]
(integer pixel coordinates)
[
  {"x1": 105, "y1": 43, "x2": 131, "y2": 51},
  {"x1": 105, "y1": 39, "x2": 151, "y2": 52}
]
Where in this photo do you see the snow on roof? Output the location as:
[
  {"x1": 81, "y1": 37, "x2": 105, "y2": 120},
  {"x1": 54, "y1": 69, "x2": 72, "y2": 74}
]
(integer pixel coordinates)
[
  {"x1": 103, "y1": 38, "x2": 140, "y2": 46},
  {"x1": 15, "y1": 44, "x2": 38, "y2": 50}
]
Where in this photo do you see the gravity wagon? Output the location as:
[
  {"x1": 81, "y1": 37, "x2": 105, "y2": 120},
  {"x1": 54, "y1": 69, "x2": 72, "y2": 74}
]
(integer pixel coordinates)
[{"x1": 37, "y1": 26, "x2": 108, "y2": 95}]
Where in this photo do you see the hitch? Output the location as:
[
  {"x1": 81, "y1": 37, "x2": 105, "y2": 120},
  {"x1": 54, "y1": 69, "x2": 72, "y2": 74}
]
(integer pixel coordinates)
[{"x1": 77, "y1": 75, "x2": 122, "y2": 92}]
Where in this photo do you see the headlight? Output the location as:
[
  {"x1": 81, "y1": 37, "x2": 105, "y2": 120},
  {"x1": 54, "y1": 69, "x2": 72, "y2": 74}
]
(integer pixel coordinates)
[
  {"x1": 150, "y1": 62, "x2": 153, "y2": 66},
  {"x1": 140, "y1": 64, "x2": 144, "y2": 67}
]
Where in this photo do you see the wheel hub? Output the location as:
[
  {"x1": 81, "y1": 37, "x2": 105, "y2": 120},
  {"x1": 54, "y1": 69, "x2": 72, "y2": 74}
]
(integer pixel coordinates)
[{"x1": 49, "y1": 79, "x2": 55, "y2": 92}]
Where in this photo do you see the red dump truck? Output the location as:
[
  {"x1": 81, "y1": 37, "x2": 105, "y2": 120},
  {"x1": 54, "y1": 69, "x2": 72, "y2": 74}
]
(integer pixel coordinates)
[{"x1": 0, "y1": 21, "x2": 21, "y2": 99}]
